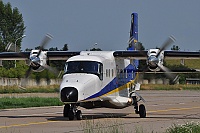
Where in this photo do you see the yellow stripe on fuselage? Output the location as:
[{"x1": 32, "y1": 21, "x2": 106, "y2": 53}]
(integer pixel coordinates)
[
  {"x1": 101, "y1": 72, "x2": 139, "y2": 97},
  {"x1": 79, "y1": 72, "x2": 139, "y2": 102}
]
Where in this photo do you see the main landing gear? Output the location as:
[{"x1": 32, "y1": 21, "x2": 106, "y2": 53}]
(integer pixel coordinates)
[
  {"x1": 131, "y1": 94, "x2": 146, "y2": 118},
  {"x1": 63, "y1": 104, "x2": 82, "y2": 120}
]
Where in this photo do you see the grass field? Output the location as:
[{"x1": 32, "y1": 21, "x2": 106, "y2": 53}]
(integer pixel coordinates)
[
  {"x1": 0, "y1": 85, "x2": 59, "y2": 93},
  {"x1": 0, "y1": 84, "x2": 199, "y2": 110},
  {"x1": 0, "y1": 84, "x2": 199, "y2": 94},
  {"x1": 166, "y1": 59, "x2": 200, "y2": 69},
  {"x1": 165, "y1": 122, "x2": 200, "y2": 133},
  {"x1": 141, "y1": 84, "x2": 200, "y2": 90},
  {"x1": 0, "y1": 97, "x2": 63, "y2": 109}
]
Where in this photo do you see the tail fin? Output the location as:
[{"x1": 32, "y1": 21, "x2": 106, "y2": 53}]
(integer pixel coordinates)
[
  {"x1": 128, "y1": 13, "x2": 139, "y2": 71},
  {"x1": 127, "y1": 13, "x2": 138, "y2": 50}
]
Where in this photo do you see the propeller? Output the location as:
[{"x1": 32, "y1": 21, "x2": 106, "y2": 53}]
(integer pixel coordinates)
[
  {"x1": 21, "y1": 33, "x2": 58, "y2": 87},
  {"x1": 140, "y1": 36, "x2": 178, "y2": 83}
]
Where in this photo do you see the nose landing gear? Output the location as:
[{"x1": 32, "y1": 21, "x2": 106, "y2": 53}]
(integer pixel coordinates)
[
  {"x1": 130, "y1": 93, "x2": 146, "y2": 118},
  {"x1": 63, "y1": 104, "x2": 82, "y2": 120}
]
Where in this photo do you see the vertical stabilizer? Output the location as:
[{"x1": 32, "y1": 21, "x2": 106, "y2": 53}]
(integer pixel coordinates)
[
  {"x1": 127, "y1": 13, "x2": 139, "y2": 72},
  {"x1": 128, "y1": 13, "x2": 138, "y2": 50}
]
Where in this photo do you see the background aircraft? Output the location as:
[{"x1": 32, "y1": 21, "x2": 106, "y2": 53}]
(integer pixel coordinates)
[{"x1": 0, "y1": 13, "x2": 199, "y2": 120}]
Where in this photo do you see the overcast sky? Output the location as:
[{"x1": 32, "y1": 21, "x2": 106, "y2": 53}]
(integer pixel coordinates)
[{"x1": 2, "y1": 0, "x2": 200, "y2": 51}]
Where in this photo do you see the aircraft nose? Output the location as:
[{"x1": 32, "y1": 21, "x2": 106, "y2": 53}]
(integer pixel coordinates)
[{"x1": 61, "y1": 87, "x2": 78, "y2": 102}]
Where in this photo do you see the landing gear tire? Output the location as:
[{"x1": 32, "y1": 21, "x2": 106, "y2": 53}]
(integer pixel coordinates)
[
  {"x1": 139, "y1": 104, "x2": 146, "y2": 118},
  {"x1": 63, "y1": 104, "x2": 82, "y2": 120},
  {"x1": 76, "y1": 110, "x2": 82, "y2": 120},
  {"x1": 63, "y1": 104, "x2": 70, "y2": 117}
]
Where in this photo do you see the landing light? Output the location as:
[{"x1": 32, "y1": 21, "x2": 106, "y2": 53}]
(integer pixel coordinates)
[{"x1": 127, "y1": 98, "x2": 133, "y2": 105}]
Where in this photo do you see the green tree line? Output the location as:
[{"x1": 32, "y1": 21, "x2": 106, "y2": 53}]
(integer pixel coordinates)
[
  {"x1": 0, "y1": 1, "x2": 67, "y2": 80},
  {"x1": 0, "y1": 1, "x2": 25, "y2": 68}
]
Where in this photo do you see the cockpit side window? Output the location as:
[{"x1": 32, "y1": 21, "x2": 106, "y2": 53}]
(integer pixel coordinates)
[{"x1": 64, "y1": 61, "x2": 103, "y2": 80}]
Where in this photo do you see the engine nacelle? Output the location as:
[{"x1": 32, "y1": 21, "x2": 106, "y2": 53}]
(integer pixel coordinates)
[
  {"x1": 147, "y1": 49, "x2": 164, "y2": 72},
  {"x1": 29, "y1": 50, "x2": 48, "y2": 72}
]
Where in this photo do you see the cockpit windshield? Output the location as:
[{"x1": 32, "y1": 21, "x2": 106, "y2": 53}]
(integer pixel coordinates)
[{"x1": 64, "y1": 61, "x2": 103, "y2": 79}]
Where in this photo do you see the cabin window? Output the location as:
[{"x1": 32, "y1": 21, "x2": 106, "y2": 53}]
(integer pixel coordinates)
[
  {"x1": 106, "y1": 69, "x2": 108, "y2": 77},
  {"x1": 64, "y1": 61, "x2": 103, "y2": 80},
  {"x1": 112, "y1": 69, "x2": 114, "y2": 77}
]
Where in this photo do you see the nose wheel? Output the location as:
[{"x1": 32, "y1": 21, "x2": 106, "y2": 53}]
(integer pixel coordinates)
[{"x1": 63, "y1": 104, "x2": 82, "y2": 120}]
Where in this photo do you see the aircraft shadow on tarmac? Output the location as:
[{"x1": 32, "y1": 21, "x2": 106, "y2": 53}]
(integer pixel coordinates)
[
  {"x1": 0, "y1": 112, "x2": 129, "y2": 120},
  {"x1": 47, "y1": 112, "x2": 200, "y2": 121},
  {"x1": 2, "y1": 112, "x2": 199, "y2": 121},
  {"x1": 48, "y1": 112, "x2": 130, "y2": 121},
  {"x1": 124, "y1": 113, "x2": 200, "y2": 120}
]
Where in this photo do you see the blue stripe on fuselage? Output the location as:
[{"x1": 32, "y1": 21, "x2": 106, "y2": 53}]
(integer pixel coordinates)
[{"x1": 84, "y1": 64, "x2": 137, "y2": 100}]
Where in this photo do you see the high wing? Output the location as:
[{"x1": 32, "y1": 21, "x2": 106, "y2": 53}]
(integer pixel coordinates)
[
  {"x1": 0, "y1": 51, "x2": 80, "y2": 60},
  {"x1": 0, "y1": 52, "x2": 30, "y2": 60},
  {"x1": 114, "y1": 50, "x2": 200, "y2": 74},
  {"x1": 0, "y1": 50, "x2": 199, "y2": 60},
  {"x1": 164, "y1": 51, "x2": 200, "y2": 59},
  {"x1": 0, "y1": 48, "x2": 199, "y2": 82},
  {"x1": 114, "y1": 50, "x2": 200, "y2": 59}
]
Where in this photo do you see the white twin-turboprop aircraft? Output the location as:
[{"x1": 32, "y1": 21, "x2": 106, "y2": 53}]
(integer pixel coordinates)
[{"x1": 0, "y1": 13, "x2": 199, "y2": 120}]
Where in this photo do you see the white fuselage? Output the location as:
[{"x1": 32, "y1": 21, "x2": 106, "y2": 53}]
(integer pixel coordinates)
[{"x1": 60, "y1": 51, "x2": 138, "y2": 109}]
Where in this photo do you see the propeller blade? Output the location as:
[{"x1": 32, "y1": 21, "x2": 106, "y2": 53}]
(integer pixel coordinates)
[
  {"x1": 20, "y1": 66, "x2": 32, "y2": 87},
  {"x1": 156, "y1": 36, "x2": 176, "y2": 57},
  {"x1": 25, "y1": 66, "x2": 32, "y2": 79},
  {"x1": 158, "y1": 64, "x2": 176, "y2": 80},
  {"x1": 37, "y1": 33, "x2": 53, "y2": 57},
  {"x1": 43, "y1": 65, "x2": 59, "y2": 76},
  {"x1": 21, "y1": 66, "x2": 31, "y2": 88}
]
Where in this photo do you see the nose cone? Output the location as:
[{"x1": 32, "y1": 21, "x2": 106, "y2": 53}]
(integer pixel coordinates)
[{"x1": 61, "y1": 87, "x2": 78, "y2": 102}]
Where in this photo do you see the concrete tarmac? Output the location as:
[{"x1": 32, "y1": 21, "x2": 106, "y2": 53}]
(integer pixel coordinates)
[{"x1": 0, "y1": 90, "x2": 200, "y2": 133}]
